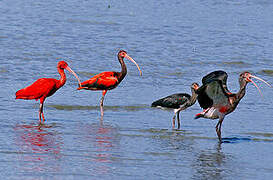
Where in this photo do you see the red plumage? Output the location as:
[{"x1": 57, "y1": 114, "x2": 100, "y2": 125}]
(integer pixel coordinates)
[
  {"x1": 77, "y1": 71, "x2": 119, "y2": 91},
  {"x1": 15, "y1": 61, "x2": 81, "y2": 124},
  {"x1": 77, "y1": 50, "x2": 142, "y2": 118},
  {"x1": 16, "y1": 78, "x2": 59, "y2": 101}
]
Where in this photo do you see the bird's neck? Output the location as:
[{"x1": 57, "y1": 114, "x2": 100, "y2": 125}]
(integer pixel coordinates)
[
  {"x1": 190, "y1": 89, "x2": 198, "y2": 105},
  {"x1": 118, "y1": 56, "x2": 127, "y2": 81},
  {"x1": 57, "y1": 68, "x2": 67, "y2": 88},
  {"x1": 235, "y1": 80, "x2": 247, "y2": 102}
]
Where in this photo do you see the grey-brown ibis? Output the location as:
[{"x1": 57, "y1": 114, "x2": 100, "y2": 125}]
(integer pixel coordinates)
[
  {"x1": 152, "y1": 83, "x2": 199, "y2": 129},
  {"x1": 195, "y1": 70, "x2": 271, "y2": 143}
]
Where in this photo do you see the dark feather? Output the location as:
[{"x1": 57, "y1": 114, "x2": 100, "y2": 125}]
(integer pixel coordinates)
[
  {"x1": 196, "y1": 85, "x2": 213, "y2": 109},
  {"x1": 202, "y1": 70, "x2": 230, "y2": 93},
  {"x1": 197, "y1": 70, "x2": 231, "y2": 109},
  {"x1": 197, "y1": 79, "x2": 230, "y2": 109},
  {"x1": 202, "y1": 70, "x2": 227, "y2": 85},
  {"x1": 151, "y1": 93, "x2": 191, "y2": 109}
]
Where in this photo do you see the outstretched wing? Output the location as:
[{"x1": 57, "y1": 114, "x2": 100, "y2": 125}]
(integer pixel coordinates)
[
  {"x1": 197, "y1": 80, "x2": 230, "y2": 109},
  {"x1": 202, "y1": 70, "x2": 230, "y2": 94},
  {"x1": 205, "y1": 80, "x2": 230, "y2": 106}
]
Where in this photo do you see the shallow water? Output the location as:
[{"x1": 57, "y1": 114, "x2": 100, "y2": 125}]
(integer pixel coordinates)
[{"x1": 1, "y1": 0, "x2": 273, "y2": 179}]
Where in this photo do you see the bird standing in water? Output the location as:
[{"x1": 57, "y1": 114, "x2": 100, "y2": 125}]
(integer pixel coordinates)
[
  {"x1": 77, "y1": 50, "x2": 142, "y2": 118},
  {"x1": 151, "y1": 83, "x2": 199, "y2": 129},
  {"x1": 16, "y1": 61, "x2": 81, "y2": 124},
  {"x1": 195, "y1": 70, "x2": 271, "y2": 142}
]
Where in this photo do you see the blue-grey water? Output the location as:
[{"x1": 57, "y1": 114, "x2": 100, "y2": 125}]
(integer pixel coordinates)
[{"x1": 1, "y1": 0, "x2": 273, "y2": 179}]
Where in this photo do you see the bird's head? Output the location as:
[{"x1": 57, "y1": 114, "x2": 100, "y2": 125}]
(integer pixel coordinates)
[
  {"x1": 240, "y1": 71, "x2": 271, "y2": 96},
  {"x1": 57, "y1": 61, "x2": 82, "y2": 87},
  {"x1": 191, "y1": 82, "x2": 199, "y2": 91},
  {"x1": 118, "y1": 50, "x2": 142, "y2": 76},
  {"x1": 118, "y1": 50, "x2": 128, "y2": 58},
  {"x1": 57, "y1": 61, "x2": 68, "y2": 69}
]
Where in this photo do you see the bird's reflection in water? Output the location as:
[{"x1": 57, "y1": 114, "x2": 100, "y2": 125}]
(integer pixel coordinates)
[
  {"x1": 80, "y1": 120, "x2": 120, "y2": 175},
  {"x1": 192, "y1": 143, "x2": 232, "y2": 180},
  {"x1": 14, "y1": 123, "x2": 62, "y2": 173}
]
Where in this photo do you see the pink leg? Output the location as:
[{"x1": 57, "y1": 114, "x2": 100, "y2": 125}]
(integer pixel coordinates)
[
  {"x1": 39, "y1": 103, "x2": 42, "y2": 124},
  {"x1": 173, "y1": 108, "x2": 183, "y2": 129},
  {"x1": 172, "y1": 114, "x2": 176, "y2": 129},
  {"x1": 100, "y1": 90, "x2": 107, "y2": 117},
  {"x1": 41, "y1": 110, "x2": 45, "y2": 123},
  {"x1": 215, "y1": 113, "x2": 225, "y2": 143},
  {"x1": 39, "y1": 98, "x2": 45, "y2": 124},
  {"x1": 39, "y1": 103, "x2": 45, "y2": 124}
]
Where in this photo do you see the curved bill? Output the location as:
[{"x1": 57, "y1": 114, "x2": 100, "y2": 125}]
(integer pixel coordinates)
[
  {"x1": 249, "y1": 79, "x2": 263, "y2": 97},
  {"x1": 250, "y1": 75, "x2": 272, "y2": 87},
  {"x1": 65, "y1": 66, "x2": 82, "y2": 87},
  {"x1": 125, "y1": 55, "x2": 142, "y2": 76}
]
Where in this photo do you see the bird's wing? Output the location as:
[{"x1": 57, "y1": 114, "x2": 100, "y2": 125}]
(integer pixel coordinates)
[
  {"x1": 152, "y1": 93, "x2": 190, "y2": 109},
  {"x1": 202, "y1": 70, "x2": 227, "y2": 84},
  {"x1": 202, "y1": 70, "x2": 231, "y2": 94},
  {"x1": 80, "y1": 72, "x2": 119, "y2": 90},
  {"x1": 197, "y1": 80, "x2": 230, "y2": 109},
  {"x1": 96, "y1": 76, "x2": 119, "y2": 88},
  {"x1": 16, "y1": 78, "x2": 57, "y2": 100}
]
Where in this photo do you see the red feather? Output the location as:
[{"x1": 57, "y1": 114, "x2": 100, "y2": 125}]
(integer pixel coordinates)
[
  {"x1": 16, "y1": 78, "x2": 59, "y2": 101},
  {"x1": 78, "y1": 71, "x2": 119, "y2": 90}
]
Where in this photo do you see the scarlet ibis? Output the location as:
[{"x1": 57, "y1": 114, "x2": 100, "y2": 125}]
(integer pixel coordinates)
[
  {"x1": 195, "y1": 70, "x2": 271, "y2": 142},
  {"x1": 16, "y1": 61, "x2": 81, "y2": 123},
  {"x1": 77, "y1": 50, "x2": 142, "y2": 117},
  {"x1": 151, "y1": 83, "x2": 200, "y2": 129}
]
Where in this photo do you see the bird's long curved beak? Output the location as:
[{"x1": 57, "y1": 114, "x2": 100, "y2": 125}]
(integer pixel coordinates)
[
  {"x1": 249, "y1": 79, "x2": 263, "y2": 96},
  {"x1": 250, "y1": 75, "x2": 272, "y2": 87},
  {"x1": 249, "y1": 75, "x2": 271, "y2": 97},
  {"x1": 125, "y1": 55, "x2": 142, "y2": 76},
  {"x1": 66, "y1": 66, "x2": 82, "y2": 87}
]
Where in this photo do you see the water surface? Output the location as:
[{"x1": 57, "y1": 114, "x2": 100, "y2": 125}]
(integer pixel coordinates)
[{"x1": 1, "y1": 0, "x2": 273, "y2": 179}]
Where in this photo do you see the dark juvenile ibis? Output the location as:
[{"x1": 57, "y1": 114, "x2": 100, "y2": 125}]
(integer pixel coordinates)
[
  {"x1": 151, "y1": 83, "x2": 199, "y2": 129},
  {"x1": 77, "y1": 50, "x2": 142, "y2": 117},
  {"x1": 16, "y1": 61, "x2": 81, "y2": 124},
  {"x1": 195, "y1": 70, "x2": 271, "y2": 142}
]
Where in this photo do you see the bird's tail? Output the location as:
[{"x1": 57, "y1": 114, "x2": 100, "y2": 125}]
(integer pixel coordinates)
[
  {"x1": 77, "y1": 86, "x2": 84, "y2": 90},
  {"x1": 16, "y1": 88, "x2": 25, "y2": 99},
  {"x1": 194, "y1": 112, "x2": 204, "y2": 119},
  {"x1": 77, "y1": 83, "x2": 90, "y2": 90},
  {"x1": 15, "y1": 88, "x2": 36, "y2": 100},
  {"x1": 151, "y1": 99, "x2": 162, "y2": 107},
  {"x1": 77, "y1": 78, "x2": 93, "y2": 90},
  {"x1": 195, "y1": 108, "x2": 218, "y2": 119}
]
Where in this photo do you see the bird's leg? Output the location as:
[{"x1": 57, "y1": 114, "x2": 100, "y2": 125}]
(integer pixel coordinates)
[
  {"x1": 39, "y1": 103, "x2": 42, "y2": 124},
  {"x1": 215, "y1": 113, "x2": 225, "y2": 143},
  {"x1": 172, "y1": 114, "x2": 176, "y2": 129},
  {"x1": 100, "y1": 90, "x2": 107, "y2": 117},
  {"x1": 172, "y1": 109, "x2": 181, "y2": 129},
  {"x1": 39, "y1": 102, "x2": 45, "y2": 124},
  {"x1": 175, "y1": 106, "x2": 186, "y2": 129},
  {"x1": 41, "y1": 105, "x2": 45, "y2": 123},
  {"x1": 177, "y1": 110, "x2": 181, "y2": 129}
]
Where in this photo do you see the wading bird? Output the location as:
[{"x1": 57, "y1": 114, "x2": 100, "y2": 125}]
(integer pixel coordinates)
[
  {"x1": 195, "y1": 70, "x2": 271, "y2": 142},
  {"x1": 77, "y1": 50, "x2": 142, "y2": 117},
  {"x1": 16, "y1": 61, "x2": 81, "y2": 124},
  {"x1": 151, "y1": 83, "x2": 199, "y2": 129}
]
